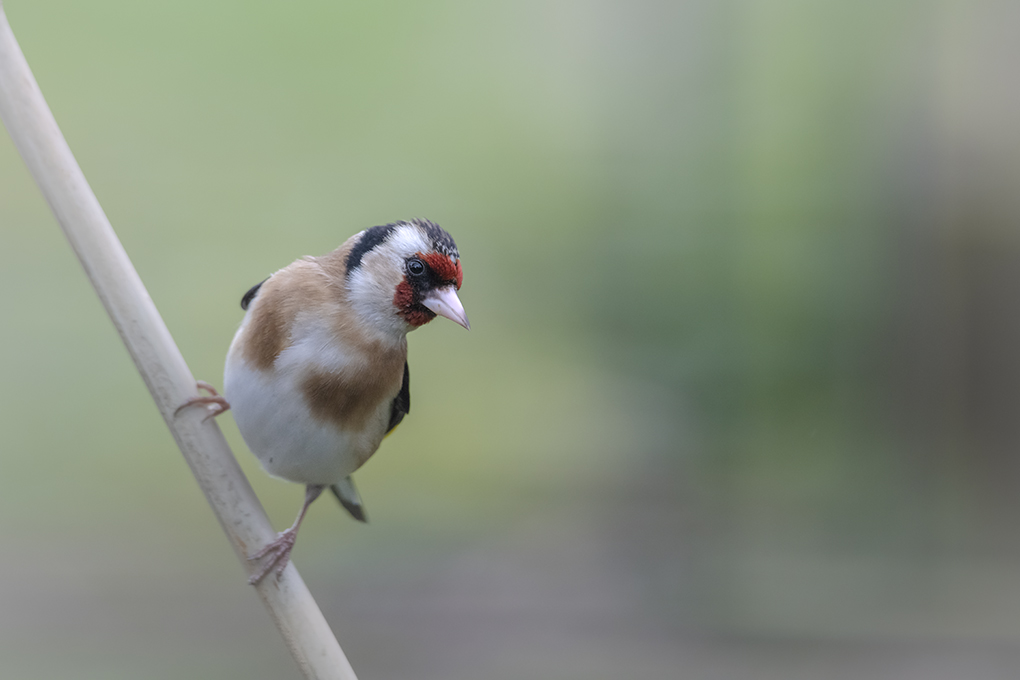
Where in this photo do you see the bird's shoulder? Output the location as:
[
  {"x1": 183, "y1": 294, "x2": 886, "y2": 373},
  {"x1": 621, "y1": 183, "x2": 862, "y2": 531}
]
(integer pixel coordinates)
[{"x1": 239, "y1": 257, "x2": 344, "y2": 371}]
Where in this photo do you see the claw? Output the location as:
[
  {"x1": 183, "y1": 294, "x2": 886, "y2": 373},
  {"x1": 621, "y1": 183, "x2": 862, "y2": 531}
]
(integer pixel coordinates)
[
  {"x1": 248, "y1": 528, "x2": 298, "y2": 585},
  {"x1": 246, "y1": 484, "x2": 325, "y2": 586},
  {"x1": 175, "y1": 381, "x2": 231, "y2": 421}
]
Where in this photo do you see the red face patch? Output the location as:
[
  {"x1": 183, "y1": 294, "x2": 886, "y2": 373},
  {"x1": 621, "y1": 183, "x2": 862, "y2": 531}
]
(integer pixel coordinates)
[
  {"x1": 393, "y1": 280, "x2": 434, "y2": 327},
  {"x1": 393, "y1": 279, "x2": 414, "y2": 309},
  {"x1": 393, "y1": 251, "x2": 463, "y2": 326},
  {"x1": 421, "y1": 252, "x2": 463, "y2": 289}
]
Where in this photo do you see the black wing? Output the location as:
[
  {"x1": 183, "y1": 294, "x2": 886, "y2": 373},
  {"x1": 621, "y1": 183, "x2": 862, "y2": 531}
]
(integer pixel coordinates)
[
  {"x1": 240, "y1": 278, "x2": 268, "y2": 310},
  {"x1": 386, "y1": 361, "x2": 410, "y2": 434}
]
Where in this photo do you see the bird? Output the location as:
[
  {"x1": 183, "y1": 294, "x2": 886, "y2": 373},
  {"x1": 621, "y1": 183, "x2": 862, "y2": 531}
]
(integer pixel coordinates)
[{"x1": 176, "y1": 218, "x2": 468, "y2": 584}]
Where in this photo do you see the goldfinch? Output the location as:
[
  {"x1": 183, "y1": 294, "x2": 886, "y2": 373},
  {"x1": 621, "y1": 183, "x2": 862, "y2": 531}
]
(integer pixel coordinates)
[{"x1": 178, "y1": 219, "x2": 468, "y2": 584}]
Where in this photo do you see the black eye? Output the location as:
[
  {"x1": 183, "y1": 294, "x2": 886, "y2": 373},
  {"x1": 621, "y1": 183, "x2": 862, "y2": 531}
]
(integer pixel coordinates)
[{"x1": 407, "y1": 258, "x2": 426, "y2": 276}]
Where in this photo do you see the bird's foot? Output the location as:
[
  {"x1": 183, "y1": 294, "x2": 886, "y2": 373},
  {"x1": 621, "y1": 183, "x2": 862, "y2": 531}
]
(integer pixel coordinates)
[
  {"x1": 175, "y1": 381, "x2": 231, "y2": 421},
  {"x1": 248, "y1": 528, "x2": 298, "y2": 585}
]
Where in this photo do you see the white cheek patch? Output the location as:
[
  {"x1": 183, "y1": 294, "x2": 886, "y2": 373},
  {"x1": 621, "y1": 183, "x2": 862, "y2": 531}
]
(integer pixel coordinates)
[
  {"x1": 345, "y1": 224, "x2": 433, "y2": 340},
  {"x1": 346, "y1": 252, "x2": 407, "y2": 340}
]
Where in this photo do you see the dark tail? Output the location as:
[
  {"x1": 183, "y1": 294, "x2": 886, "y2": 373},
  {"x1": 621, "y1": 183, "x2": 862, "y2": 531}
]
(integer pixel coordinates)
[{"x1": 330, "y1": 477, "x2": 367, "y2": 523}]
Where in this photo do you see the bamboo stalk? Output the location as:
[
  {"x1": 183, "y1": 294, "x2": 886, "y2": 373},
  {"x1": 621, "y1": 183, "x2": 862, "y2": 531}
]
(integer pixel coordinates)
[{"x1": 0, "y1": 6, "x2": 357, "y2": 679}]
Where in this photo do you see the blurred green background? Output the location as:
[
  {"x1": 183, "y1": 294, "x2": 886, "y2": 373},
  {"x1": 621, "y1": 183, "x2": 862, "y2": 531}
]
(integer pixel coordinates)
[{"x1": 3, "y1": 1, "x2": 1020, "y2": 678}]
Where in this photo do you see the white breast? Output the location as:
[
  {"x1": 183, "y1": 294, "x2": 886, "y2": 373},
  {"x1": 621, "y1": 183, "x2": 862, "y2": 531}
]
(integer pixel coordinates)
[{"x1": 223, "y1": 314, "x2": 393, "y2": 485}]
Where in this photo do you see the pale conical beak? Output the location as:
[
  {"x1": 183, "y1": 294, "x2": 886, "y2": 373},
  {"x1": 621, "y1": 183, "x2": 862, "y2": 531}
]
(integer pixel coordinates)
[{"x1": 421, "y1": 286, "x2": 470, "y2": 329}]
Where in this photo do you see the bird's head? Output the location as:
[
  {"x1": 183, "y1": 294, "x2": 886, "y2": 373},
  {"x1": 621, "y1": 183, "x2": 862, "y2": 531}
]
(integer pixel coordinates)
[{"x1": 342, "y1": 219, "x2": 469, "y2": 339}]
